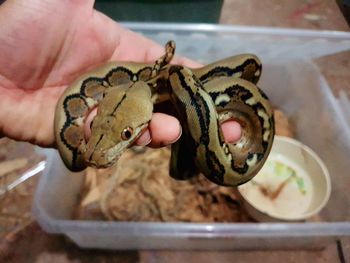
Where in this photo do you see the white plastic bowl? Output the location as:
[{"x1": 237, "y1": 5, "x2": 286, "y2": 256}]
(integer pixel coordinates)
[{"x1": 238, "y1": 136, "x2": 331, "y2": 222}]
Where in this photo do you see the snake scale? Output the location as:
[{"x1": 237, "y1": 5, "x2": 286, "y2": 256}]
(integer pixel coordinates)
[{"x1": 54, "y1": 41, "x2": 275, "y2": 186}]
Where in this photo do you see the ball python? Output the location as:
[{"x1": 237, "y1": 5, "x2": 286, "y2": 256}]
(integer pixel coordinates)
[{"x1": 54, "y1": 41, "x2": 275, "y2": 186}]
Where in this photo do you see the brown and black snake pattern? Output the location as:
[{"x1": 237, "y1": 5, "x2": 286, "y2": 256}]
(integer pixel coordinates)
[{"x1": 55, "y1": 41, "x2": 275, "y2": 186}]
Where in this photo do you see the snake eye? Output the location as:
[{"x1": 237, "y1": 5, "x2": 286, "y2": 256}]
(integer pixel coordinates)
[{"x1": 121, "y1": 127, "x2": 133, "y2": 140}]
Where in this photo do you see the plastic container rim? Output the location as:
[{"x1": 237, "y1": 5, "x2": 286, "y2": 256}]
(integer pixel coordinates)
[{"x1": 122, "y1": 22, "x2": 350, "y2": 40}]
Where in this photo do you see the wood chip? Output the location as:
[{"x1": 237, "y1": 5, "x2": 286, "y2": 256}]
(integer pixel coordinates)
[{"x1": 75, "y1": 108, "x2": 295, "y2": 223}]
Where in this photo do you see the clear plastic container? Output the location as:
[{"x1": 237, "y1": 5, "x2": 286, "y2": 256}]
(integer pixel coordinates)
[{"x1": 33, "y1": 23, "x2": 350, "y2": 250}]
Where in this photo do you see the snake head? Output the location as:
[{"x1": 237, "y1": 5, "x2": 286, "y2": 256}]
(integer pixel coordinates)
[{"x1": 84, "y1": 82, "x2": 153, "y2": 168}]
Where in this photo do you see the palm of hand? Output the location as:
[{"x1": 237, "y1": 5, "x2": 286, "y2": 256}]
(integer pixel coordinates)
[{"x1": 0, "y1": 0, "x2": 187, "y2": 147}]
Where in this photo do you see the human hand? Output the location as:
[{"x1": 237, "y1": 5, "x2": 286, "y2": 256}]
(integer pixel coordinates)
[{"x1": 0, "y1": 0, "x2": 240, "y2": 148}]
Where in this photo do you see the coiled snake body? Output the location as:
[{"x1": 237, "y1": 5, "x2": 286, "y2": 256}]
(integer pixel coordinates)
[{"x1": 54, "y1": 41, "x2": 274, "y2": 186}]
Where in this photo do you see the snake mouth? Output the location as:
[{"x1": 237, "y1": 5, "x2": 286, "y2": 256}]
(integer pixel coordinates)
[
  {"x1": 84, "y1": 147, "x2": 124, "y2": 169},
  {"x1": 86, "y1": 152, "x2": 123, "y2": 169}
]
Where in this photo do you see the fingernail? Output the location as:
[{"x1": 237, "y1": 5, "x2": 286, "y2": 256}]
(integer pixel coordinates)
[{"x1": 136, "y1": 129, "x2": 152, "y2": 146}]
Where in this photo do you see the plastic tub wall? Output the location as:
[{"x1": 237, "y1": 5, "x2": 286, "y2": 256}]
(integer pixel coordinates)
[{"x1": 33, "y1": 23, "x2": 350, "y2": 250}]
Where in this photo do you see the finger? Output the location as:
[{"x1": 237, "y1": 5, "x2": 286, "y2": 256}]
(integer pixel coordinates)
[
  {"x1": 135, "y1": 114, "x2": 242, "y2": 148},
  {"x1": 84, "y1": 107, "x2": 97, "y2": 140},
  {"x1": 135, "y1": 113, "x2": 181, "y2": 148},
  {"x1": 221, "y1": 121, "x2": 242, "y2": 143}
]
